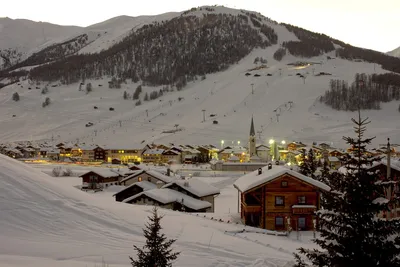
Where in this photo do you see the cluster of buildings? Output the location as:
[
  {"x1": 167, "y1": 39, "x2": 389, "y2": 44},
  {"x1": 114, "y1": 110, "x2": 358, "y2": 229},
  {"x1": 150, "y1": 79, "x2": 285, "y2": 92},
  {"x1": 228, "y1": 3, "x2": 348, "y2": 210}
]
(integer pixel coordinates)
[
  {"x1": 1, "y1": 118, "x2": 398, "y2": 170},
  {"x1": 78, "y1": 165, "x2": 220, "y2": 213},
  {"x1": 0, "y1": 142, "x2": 219, "y2": 165}
]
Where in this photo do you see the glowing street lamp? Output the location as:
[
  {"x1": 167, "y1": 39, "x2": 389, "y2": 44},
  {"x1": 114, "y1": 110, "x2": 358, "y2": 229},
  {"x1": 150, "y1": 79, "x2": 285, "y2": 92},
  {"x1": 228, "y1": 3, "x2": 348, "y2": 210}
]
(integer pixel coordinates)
[
  {"x1": 238, "y1": 141, "x2": 241, "y2": 145},
  {"x1": 269, "y1": 139, "x2": 275, "y2": 145},
  {"x1": 281, "y1": 140, "x2": 286, "y2": 145}
]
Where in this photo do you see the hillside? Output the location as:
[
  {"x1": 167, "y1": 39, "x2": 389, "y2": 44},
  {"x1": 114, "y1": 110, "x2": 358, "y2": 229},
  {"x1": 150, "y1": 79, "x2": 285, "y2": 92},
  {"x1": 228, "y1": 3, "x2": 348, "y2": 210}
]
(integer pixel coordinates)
[
  {"x1": 388, "y1": 46, "x2": 400, "y2": 58},
  {"x1": 1, "y1": 6, "x2": 400, "y2": 148},
  {"x1": 0, "y1": 154, "x2": 315, "y2": 266},
  {"x1": 0, "y1": 17, "x2": 82, "y2": 69}
]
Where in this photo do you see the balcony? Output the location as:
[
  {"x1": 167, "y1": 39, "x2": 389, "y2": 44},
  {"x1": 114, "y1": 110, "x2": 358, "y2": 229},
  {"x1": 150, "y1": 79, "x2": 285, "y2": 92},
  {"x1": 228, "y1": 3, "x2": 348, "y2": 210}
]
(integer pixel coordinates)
[
  {"x1": 292, "y1": 205, "x2": 316, "y2": 215},
  {"x1": 242, "y1": 203, "x2": 261, "y2": 213}
]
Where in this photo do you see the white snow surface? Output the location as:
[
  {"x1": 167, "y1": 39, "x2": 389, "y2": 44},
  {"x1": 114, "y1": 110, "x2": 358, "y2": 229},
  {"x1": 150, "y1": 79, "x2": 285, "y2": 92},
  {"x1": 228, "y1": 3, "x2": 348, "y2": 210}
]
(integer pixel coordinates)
[
  {"x1": 0, "y1": 153, "x2": 321, "y2": 267},
  {"x1": 0, "y1": 6, "x2": 397, "y2": 149},
  {"x1": 234, "y1": 165, "x2": 330, "y2": 192},
  {"x1": 387, "y1": 46, "x2": 400, "y2": 58}
]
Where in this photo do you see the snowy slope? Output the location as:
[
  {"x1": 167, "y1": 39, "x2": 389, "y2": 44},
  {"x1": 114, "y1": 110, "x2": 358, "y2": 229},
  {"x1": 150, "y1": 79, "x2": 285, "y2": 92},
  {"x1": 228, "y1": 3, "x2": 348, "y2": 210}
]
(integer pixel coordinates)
[
  {"x1": 0, "y1": 46, "x2": 394, "y2": 149},
  {"x1": 388, "y1": 46, "x2": 400, "y2": 58},
  {"x1": 0, "y1": 17, "x2": 81, "y2": 56},
  {"x1": 0, "y1": 153, "x2": 313, "y2": 266}
]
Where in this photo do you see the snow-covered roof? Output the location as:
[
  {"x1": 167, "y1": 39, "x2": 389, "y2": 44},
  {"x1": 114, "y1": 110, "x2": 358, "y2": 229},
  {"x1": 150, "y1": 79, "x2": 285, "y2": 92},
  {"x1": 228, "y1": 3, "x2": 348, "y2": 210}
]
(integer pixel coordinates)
[
  {"x1": 228, "y1": 155, "x2": 240, "y2": 161},
  {"x1": 120, "y1": 170, "x2": 174, "y2": 184},
  {"x1": 113, "y1": 180, "x2": 157, "y2": 196},
  {"x1": 79, "y1": 169, "x2": 120, "y2": 178},
  {"x1": 233, "y1": 165, "x2": 330, "y2": 193},
  {"x1": 122, "y1": 188, "x2": 211, "y2": 210},
  {"x1": 328, "y1": 156, "x2": 340, "y2": 162},
  {"x1": 114, "y1": 168, "x2": 136, "y2": 176},
  {"x1": 367, "y1": 160, "x2": 400, "y2": 172},
  {"x1": 162, "y1": 178, "x2": 220, "y2": 197},
  {"x1": 143, "y1": 149, "x2": 165, "y2": 155}
]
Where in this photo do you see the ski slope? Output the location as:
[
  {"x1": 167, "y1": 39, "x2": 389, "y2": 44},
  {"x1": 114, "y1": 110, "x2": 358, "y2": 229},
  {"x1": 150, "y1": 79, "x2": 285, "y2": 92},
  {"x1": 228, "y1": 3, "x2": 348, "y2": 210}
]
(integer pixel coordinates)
[
  {"x1": 0, "y1": 154, "x2": 317, "y2": 267},
  {"x1": 0, "y1": 45, "x2": 396, "y2": 148}
]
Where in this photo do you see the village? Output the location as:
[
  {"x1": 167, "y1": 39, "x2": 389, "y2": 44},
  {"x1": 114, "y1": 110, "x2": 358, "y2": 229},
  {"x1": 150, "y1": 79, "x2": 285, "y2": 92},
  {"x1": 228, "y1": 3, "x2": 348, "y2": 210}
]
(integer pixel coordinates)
[{"x1": 1, "y1": 117, "x2": 399, "y2": 232}]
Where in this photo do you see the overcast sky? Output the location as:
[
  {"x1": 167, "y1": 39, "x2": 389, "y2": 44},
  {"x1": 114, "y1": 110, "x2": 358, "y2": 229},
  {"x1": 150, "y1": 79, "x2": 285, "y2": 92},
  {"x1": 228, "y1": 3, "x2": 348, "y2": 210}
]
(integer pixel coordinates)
[{"x1": 1, "y1": 0, "x2": 399, "y2": 52}]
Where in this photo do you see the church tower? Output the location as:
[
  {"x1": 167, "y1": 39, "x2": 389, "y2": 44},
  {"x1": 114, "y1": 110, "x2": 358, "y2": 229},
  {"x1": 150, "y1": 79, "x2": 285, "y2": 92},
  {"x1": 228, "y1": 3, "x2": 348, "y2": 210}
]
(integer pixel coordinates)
[{"x1": 249, "y1": 116, "x2": 256, "y2": 157}]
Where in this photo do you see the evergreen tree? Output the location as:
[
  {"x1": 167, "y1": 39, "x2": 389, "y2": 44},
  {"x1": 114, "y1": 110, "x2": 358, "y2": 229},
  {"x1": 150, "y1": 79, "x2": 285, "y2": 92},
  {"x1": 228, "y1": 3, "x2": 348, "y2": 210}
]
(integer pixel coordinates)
[
  {"x1": 318, "y1": 159, "x2": 330, "y2": 184},
  {"x1": 144, "y1": 92, "x2": 149, "y2": 101},
  {"x1": 130, "y1": 207, "x2": 180, "y2": 267},
  {"x1": 12, "y1": 92, "x2": 20, "y2": 101},
  {"x1": 295, "y1": 111, "x2": 400, "y2": 267},
  {"x1": 86, "y1": 83, "x2": 92, "y2": 94},
  {"x1": 307, "y1": 148, "x2": 317, "y2": 179},
  {"x1": 133, "y1": 85, "x2": 142, "y2": 100},
  {"x1": 298, "y1": 149, "x2": 311, "y2": 176},
  {"x1": 41, "y1": 86, "x2": 49, "y2": 94},
  {"x1": 123, "y1": 90, "x2": 129, "y2": 100}
]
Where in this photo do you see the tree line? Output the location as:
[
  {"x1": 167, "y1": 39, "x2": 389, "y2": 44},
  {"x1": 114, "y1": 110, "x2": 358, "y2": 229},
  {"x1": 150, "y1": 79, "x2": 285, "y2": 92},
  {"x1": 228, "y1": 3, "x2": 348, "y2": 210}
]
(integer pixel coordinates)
[
  {"x1": 320, "y1": 73, "x2": 400, "y2": 111},
  {"x1": 28, "y1": 13, "x2": 277, "y2": 88}
]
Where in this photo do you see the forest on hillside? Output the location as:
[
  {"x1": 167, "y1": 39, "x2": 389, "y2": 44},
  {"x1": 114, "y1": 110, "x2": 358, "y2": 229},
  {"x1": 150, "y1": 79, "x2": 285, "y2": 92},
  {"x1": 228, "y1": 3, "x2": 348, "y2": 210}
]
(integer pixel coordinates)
[
  {"x1": 320, "y1": 73, "x2": 400, "y2": 111},
  {"x1": 28, "y1": 13, "x2": 277, "y2": 87}
]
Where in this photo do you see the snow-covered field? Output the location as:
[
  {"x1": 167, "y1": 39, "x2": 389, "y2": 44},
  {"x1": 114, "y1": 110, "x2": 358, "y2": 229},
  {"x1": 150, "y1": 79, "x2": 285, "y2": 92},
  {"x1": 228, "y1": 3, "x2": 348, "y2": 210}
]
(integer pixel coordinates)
[
  {"x1": 0, "y1": 47, "x2": 394, "y2": 149},
  {"x1": 0, "y1": 155, "x2": 319, "y2": 267}
]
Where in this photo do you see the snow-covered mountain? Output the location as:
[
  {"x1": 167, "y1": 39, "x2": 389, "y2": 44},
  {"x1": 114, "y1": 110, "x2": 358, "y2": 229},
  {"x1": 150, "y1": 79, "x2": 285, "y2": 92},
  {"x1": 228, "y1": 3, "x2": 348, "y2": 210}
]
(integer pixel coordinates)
[
  {"x1": 388, "y1": 46, "x2": 400, "y2": 58},
  {"x1": 0, "y1": 153, "x2": 315, "y2": 266},
  {"x1": 1, "y1": 6, "x2": 400, "y2": 148},
  {"x1": 0, "y1": 17, "x2": 82, "y2": 69}
]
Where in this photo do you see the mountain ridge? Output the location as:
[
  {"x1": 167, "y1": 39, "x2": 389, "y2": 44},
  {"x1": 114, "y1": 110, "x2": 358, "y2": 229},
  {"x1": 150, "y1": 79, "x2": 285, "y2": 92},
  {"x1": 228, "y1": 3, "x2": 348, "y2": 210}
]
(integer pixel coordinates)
[{"x1": 388, "y1": 46, "x2": 400, "y2": 58}]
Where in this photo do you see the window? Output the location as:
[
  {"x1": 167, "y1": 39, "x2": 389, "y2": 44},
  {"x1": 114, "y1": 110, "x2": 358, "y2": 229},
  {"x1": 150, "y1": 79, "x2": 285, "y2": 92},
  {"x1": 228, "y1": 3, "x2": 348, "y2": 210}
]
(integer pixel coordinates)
[
  {"x1": 298, "y1": 217, "x2": 306, "y2": 229},
  {"x1": 275, "y1": 216, "x2": 284, "y2": 227},
  {"x1": 281, "y1": 181, "x2": 288, "y2": 187},
  {"x1": 148, "y1": 177, "x2": 151, "y2": 182},
  {"x1": 298, "y1": 196, "x2": 306, "y2": 204},
  {"x1": 275, "y1": 196, "x2": 284, "y2": 206},
  {"x1": 138, "y1": 177, "x2": 142, "y2": 182}
]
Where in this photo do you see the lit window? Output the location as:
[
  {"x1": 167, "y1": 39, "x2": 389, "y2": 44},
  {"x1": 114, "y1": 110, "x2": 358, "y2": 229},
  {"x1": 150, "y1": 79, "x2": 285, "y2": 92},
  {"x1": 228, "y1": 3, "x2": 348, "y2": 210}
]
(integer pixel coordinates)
[
  {"x1": 275, "y1": 196, "x2": 284, "y2": 206},
  {"x1": 298, "y1": 196, "x2": 306, "y2": 204},
  {"x1": 138, "y1": 177, "x2": 142, "y2": 182}
]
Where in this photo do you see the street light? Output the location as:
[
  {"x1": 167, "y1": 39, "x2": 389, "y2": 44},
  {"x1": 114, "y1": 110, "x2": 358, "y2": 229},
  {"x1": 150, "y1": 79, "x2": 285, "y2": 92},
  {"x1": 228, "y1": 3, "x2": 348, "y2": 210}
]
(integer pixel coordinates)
[
  {"x1": 281, "y1": 140, "x2": 286, "y2": 145},
  {"x1": 238, "y1": 141, "x2": 241, "y2": 145},
  {"x1": 269, "y1": 139, "x2": 275, "y2": 145}
]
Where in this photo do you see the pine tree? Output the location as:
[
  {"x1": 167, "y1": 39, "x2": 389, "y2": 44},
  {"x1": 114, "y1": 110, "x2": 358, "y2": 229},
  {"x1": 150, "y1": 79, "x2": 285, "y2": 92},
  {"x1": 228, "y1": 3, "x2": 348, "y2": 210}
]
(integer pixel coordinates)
[
  {"x1": 123, "y1": 90, "x2": 128, "y2": 100},
  {"x1": 12, "y1": 92, "x2": 20, "y2": 101},
  {"x1": 86, "y1": 83, "x2": 92, "y2": 94},
  {"x1": 130, "y1": 207, "x2": 180, "y2": 267},
  {"x1": 318, "y1": 159, "x2": 330, "y2": 184},
  {"x1": 295, "y1": 111, "x2": 400, "y2": 267},
  {"x1": 298, "y1": 149, "x2": 311, "y2": 176},
  {"x1": 144, "y1": 92, "x2": 149, "y2": 101},
  {"x1": 307, "y1": 148, "x2": 317, "y2": 179}
]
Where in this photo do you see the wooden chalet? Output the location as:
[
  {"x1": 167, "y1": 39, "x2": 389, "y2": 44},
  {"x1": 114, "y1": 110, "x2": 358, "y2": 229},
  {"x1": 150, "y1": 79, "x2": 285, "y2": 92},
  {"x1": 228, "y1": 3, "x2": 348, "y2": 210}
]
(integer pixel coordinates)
[
  {"x1": 80, "y1": 169, "x2": 121, "y2": 190},
  {"x1": 122, "y1": 188, "x2": 212, "y2": 213},
  {"x1": 162, "y1": 178, "x2": 220, "y2": 212},
  {"x1": 234, "y1": 164, "x2": 330, "y2": 231},
  {"x1": 119, "y1": 169, "x2": 173, "y2": 186},
  {"x1": 114, "y1": 181, "x2": 157, "y2": 202}
]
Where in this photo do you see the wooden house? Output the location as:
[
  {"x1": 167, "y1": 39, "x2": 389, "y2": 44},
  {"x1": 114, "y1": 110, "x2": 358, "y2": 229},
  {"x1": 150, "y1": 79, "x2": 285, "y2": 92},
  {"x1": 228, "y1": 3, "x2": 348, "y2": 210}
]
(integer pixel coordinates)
[
  {"x1": 327, "y1": 156, "x2": 341, "y2": 170},
  {"x1": 114, "y1": 181, "x2": 157, "y2": 202},
  {"x1": 162, "y1": 178, "x2": 220, "y2": 212},
  {"x1": 122, "y1": 188, "x2": 212, "y2": 213},
  {"x1": 94, "y1": 146, "x2": 107, "y2": 161},
  {"x1": 142, "y1": 149, "x2": 164, "y2": 163},
  {"x1": 80, "y1": 169, "x2": 121, "y2": 190},
  {"x1": 234, "y1": 165, "x2": 330, "y2": 231},
  {"x1": 119, "y1": 169, "x2": 173, "y2": 186},
  {"x1": 162, "y1": 150, "x2": 181, "y2": 164}
]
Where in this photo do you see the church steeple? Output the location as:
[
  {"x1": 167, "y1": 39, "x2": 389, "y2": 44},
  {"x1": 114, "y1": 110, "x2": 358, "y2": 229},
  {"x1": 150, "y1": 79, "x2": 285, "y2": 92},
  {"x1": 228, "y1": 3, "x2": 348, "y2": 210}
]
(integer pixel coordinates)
[
  {"x1": 250, "y1": 116, "x2": 255, "y2": 137},
  {"x1": 249, "y1": 116, "x2": 256, "y2": 157}
]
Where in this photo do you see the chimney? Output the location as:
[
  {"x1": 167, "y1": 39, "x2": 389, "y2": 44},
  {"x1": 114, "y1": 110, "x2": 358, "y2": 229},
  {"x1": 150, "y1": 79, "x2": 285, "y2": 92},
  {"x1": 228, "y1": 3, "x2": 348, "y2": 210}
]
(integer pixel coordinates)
[
  {"x1": 258, "y1": 168, "x2": 262, "y2": 175},
  {"x1": 167, "y1": 168, "x2": 171, "y2": 176},
  {"x1": 268, "y1": 163, "x2": 272, "y2": 170}
]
